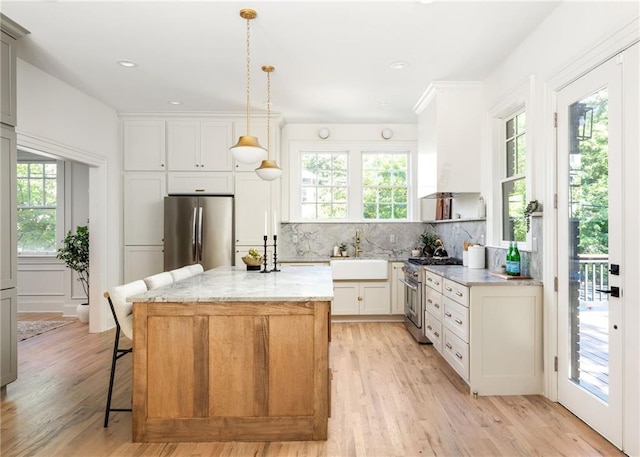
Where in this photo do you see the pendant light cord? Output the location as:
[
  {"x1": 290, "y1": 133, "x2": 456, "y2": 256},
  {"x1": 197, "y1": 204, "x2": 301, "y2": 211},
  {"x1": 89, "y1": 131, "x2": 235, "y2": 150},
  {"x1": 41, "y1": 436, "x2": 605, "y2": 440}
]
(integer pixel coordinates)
[
  {"x1": 266, "y1": 69, "x2": 271, "y2": 159},
  {"x1": 245, "y1": 16, "x2": 252, "y2": 136}
]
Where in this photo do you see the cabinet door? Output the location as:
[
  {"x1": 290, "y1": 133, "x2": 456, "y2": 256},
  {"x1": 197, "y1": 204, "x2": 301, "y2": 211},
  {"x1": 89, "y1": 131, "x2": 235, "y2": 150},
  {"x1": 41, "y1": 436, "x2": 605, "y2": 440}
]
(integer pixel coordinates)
[
  {"x1": 360, "y1": 282, "x2": 391, "y2": 315},
  {"x1": 234, "y1": 173, "x2": 274, "y2": 246},
  {"x1": 167, "y1": 121, "x2": 199, "y2": 171},
  {"x1": 0, "y1": 126, "x2": 16, "y2": 289},
  {"x1": 1, "y1": 288, "x2": 17, "y2": 387},
  {"x1": 167, "y1": 172, "x2": 233, "y2": 195},
  {"x1": 201, "y1": 122, "x2": 233, "y2": 171},
  {"x1": 124, "y1": 173, "x2": 166, "y2": 245},
  {"x1": 1, "y1": 32, "x2": 17, "y2": 127},
  {"x1": 390, "y1": 262, "x2": 405, "y2": 315},
  {"x1": 232, "y1": 120, "x2": 277, "y2": 172},
  {"x1": 123, "y1": 120, "x2": 166, "y2": 171},
  {"x1": 124, "y1": 246, "x2": 164, "y2": 283},
  {"x1": 332, "y1": 282, "x2": 359, "y2": 315}
]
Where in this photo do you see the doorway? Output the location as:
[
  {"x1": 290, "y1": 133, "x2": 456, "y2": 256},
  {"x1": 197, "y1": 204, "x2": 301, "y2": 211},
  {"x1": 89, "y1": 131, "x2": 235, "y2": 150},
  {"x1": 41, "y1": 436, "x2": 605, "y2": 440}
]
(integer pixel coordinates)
[{"x1": 556, "y1": 55, "x2": 623, "y2": 448}]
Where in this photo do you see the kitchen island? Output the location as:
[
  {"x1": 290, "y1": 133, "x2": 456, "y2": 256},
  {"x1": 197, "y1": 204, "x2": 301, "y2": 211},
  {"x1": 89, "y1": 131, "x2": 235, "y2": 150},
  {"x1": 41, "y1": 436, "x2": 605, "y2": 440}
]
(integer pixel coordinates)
[{"x1": 130, "y1": 265, "x2": 333, "y2": 443}]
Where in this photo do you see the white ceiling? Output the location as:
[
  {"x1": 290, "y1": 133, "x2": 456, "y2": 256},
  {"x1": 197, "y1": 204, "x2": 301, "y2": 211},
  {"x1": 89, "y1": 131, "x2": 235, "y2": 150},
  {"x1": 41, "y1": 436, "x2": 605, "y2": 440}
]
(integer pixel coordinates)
[{"x1": 2, "y1": 1, "x2": 561, "y2": 124}]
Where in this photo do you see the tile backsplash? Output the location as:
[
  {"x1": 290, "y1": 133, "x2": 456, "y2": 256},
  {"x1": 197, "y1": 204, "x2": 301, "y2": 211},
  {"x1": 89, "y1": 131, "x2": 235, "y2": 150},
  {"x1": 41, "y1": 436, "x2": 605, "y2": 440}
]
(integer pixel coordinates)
[{"x1": 279, "y1": 214, "x2": 543, "y2": 280}]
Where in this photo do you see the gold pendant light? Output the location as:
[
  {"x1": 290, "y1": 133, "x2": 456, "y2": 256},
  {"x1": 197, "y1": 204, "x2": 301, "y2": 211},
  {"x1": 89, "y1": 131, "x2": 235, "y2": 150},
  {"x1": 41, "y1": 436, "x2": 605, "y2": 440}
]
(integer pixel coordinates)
[
  {"x1": 255, "y1": 65, "x2": 283, "y2": 181},
  {"x1": 230, "y1": 8, "x2": 266, "y2": 164}
]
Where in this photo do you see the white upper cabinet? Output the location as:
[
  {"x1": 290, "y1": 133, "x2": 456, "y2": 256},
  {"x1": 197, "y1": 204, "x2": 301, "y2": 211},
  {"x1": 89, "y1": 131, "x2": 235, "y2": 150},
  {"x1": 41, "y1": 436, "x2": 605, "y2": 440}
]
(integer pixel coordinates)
[
  {"x1": 123, "y1": 172, "x2": 166, "y2": 245},
  {"x1": 0, "y1": 126, "x2": 16, "y2": 289},
  {"x1": 234, "y1": 172, "x2": 274, "y2": 246},
  {"x1": 1, "y1": 31, "x2": 17, "y2": 127},
  {"x1": 167, "y1": 120, "x2": 232, "y2": 172},
  {"x1": 415, "y1": 82, "x2": 483, "y2": 198},
  {"x1": 123, "y1": 120, "x2": 166, "y2": 171}
]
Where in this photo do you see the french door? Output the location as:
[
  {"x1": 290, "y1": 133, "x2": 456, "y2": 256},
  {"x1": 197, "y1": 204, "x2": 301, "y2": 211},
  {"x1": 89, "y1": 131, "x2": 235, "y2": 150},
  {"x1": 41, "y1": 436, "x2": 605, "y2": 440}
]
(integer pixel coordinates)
[{"x1": 556, "y1": 55, "x2": 623, "y2": 448}]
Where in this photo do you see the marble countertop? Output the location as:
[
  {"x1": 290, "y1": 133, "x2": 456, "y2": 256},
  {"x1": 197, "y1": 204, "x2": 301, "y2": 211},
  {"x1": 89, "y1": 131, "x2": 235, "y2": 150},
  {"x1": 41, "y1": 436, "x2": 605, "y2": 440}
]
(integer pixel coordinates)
[
  {"x1": 131, "y1": 265, "x2": 334, "y2": 302},
  {"x1": 423, "y1": 265, "x2": 543, "y2": 287}
]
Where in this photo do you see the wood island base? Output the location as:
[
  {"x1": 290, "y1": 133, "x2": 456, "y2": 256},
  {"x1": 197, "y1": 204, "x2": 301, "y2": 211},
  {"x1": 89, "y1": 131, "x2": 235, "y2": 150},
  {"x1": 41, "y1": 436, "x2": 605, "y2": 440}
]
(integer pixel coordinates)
[{"x1": 132, "y1": 300, "x2": 330, "y2": 442}]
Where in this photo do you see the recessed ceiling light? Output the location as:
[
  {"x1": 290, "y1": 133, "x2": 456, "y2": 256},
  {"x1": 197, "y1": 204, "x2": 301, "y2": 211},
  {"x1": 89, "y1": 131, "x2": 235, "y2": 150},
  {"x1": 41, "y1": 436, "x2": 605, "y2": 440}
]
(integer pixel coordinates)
[
  {"x1": 389, "y1": 61, "x2": 408, "y2": 70},
  {"x1": 117, "y1": 60, "x2": 137, "y2": 68},
  {"x1": 168, "y1": 101, "x2": 182, "y2": 105},
  {"x1": 378, "y1": 101, "x2": 389, "y2": 106}
]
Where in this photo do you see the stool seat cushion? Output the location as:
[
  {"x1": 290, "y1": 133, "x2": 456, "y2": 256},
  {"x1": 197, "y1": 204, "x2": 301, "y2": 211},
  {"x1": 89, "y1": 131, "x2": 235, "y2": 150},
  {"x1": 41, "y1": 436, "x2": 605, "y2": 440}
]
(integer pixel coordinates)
[
  {"x1": 108, "y1": 280, "x2": 147, "y2": 339},
  {"x1": 169, "y1": 266, "x2": 193, "y2": 282},
  {"x1": 186, "y1": 263, "x2": 204, "y2": 275},
  {"x1": 143, "y1": 272, "x2": 174, "y2": 290}
]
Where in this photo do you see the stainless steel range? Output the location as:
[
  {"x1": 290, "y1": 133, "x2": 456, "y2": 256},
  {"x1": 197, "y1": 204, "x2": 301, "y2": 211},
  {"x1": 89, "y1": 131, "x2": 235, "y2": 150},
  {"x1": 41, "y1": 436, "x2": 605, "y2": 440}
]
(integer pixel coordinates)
[{"x1": 402, "y1": 257, "x2": 462, "y2": 344}]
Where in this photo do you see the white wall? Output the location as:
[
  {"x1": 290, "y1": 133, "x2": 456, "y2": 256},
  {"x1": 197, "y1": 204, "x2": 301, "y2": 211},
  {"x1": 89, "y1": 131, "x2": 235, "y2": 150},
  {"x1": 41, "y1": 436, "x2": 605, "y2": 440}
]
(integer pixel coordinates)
[
  {"x1": 15, "y1": 58, "x2": 121, "y2": 332},
  {"x1": 481, "y1": 2, "x2": 639, "y2": 454}
]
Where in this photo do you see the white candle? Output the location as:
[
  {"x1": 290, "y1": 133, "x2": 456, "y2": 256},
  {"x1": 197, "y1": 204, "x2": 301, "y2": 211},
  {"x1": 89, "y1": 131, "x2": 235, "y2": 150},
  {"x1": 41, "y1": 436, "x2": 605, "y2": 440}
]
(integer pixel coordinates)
[
  {"x1": 264, "y1": 211, "x2": 268, "y2": 236},
  {"x1": 273, "y1": 211, "x2": 277, "y2": 237}
]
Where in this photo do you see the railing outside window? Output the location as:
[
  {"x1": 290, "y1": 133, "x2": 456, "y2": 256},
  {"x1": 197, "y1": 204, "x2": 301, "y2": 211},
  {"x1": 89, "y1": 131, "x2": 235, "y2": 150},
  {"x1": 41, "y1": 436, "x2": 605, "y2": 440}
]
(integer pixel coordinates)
[{"x1": 578, "y1": 255, "x2": 609, "y2": 303}]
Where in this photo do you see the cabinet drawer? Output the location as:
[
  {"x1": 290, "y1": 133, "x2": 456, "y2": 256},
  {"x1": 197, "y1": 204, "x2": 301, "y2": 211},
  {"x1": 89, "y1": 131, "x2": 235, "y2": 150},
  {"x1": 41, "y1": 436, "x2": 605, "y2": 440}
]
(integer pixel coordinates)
[
  {"x1": 424, "y1": 270, "x2": 443, "y2": 293},
  {"x1": 443, "y1": 278, "x2": 469, "y2": 307},
  {"x1": 424, "y1": 311, "x2": 442, "y2": 353},
  {"x1": 425, "y1": 288, "x2": 443, "y2": 320},
  {"x1": 443, "y1": 297, "x2": 469, "y2": 342},
  {"x1": 168, "y1": 172, "x2": 233, "y2": 194},
  {"x1": 443, "y1": 329, "x2": 469, "y2": 381}
]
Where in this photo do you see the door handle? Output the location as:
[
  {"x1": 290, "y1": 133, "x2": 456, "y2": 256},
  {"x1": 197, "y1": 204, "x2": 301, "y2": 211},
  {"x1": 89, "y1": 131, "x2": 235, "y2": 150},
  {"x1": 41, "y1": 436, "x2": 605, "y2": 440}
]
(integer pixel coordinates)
[{"x1": 596, "y1": 286, "x2": 620, "y2": 298}]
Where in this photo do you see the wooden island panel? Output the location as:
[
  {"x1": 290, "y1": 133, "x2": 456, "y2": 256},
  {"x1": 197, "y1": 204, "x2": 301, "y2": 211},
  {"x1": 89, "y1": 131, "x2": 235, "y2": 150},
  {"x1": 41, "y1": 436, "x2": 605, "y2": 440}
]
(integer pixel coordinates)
[{"x1": 132, "y1": 300, "x2": 330, "y2": 442}]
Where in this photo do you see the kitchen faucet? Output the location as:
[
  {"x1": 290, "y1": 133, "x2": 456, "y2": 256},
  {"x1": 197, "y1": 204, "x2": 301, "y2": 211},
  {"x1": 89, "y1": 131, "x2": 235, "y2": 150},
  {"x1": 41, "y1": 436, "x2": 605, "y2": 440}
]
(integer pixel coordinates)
[{"x1": 354, "y1": 229, "x2": 362, "y2": 258}]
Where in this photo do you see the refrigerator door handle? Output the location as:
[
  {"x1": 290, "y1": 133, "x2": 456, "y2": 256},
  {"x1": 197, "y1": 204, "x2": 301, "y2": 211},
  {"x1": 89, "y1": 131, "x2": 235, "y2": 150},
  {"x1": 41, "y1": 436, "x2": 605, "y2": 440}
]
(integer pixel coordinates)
[
  {"x1": 192, "y1": 207, "x2": 198, "y2": 262},
  {"x1": 197, "y1": 207, "x2": 203, "y2": 262}
]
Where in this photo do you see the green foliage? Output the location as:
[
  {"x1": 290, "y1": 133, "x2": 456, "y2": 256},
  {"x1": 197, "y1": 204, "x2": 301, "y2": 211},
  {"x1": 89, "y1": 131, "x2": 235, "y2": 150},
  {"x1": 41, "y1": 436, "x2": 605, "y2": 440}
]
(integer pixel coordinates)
[
  {"x1": 57, "y1": 226, "x2": 90, "y2": 299},
  {"x1": 569, "y1": 90, "x2": 608, "y2": 255},
  {"x1": 419, "y1": 231, "x2": 438, "y2": 252}
]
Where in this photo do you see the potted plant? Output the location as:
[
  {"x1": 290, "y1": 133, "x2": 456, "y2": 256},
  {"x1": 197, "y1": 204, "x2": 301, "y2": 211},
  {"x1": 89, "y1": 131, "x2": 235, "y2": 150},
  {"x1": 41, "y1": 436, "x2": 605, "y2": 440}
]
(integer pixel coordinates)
[
  {"x1": 419, "y1": 231, "x2": 439, "y2": 257},
  {"x1": 523, "y1": 200, "x2": 540, "y2": 233},
  {"x1": 57, "y1": 225, "x2": 90, "y2": 323},
  {"x1": 339, "y1": 242, "x2": 348, "y2": 257}
]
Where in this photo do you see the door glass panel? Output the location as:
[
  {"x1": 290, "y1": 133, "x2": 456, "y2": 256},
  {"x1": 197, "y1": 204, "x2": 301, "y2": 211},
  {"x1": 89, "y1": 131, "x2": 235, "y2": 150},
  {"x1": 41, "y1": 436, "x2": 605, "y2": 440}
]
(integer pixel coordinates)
[{"x1": 567, "y1": 87, "x2": 609, "y2": 402}]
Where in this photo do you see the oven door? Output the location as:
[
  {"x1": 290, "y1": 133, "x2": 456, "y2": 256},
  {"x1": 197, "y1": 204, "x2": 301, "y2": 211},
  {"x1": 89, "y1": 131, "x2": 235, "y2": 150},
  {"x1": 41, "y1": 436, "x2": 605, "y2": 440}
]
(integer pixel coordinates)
[{"x1": 401, "y1": 276, "x2": 422, "y2": 329}]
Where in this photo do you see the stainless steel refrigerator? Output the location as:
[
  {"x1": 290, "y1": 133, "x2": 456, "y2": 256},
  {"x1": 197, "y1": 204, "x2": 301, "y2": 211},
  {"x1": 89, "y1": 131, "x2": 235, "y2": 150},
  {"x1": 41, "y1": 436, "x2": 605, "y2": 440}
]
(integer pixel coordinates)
[{"x1": 164, "y1": 195, "x2": 234, "y2": 271}]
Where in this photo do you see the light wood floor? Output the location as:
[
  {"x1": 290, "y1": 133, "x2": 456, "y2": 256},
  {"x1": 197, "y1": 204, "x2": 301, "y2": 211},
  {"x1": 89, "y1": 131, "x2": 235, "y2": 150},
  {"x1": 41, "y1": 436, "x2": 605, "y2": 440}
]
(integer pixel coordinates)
[{"x1": 1, "y1": 315, "x2": 624, "y2": 457}]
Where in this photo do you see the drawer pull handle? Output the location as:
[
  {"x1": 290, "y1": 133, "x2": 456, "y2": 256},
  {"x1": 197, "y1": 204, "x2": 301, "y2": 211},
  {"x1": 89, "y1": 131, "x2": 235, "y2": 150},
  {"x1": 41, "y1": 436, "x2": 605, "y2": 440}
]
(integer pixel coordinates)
[
  {"x1": 434, "y1": 303, "x2": 440, "y2": 309},
  {"x1": 434, "y1": 331, "x2": 440, "y2": 338},
  {"x1": 455, "y1": 318, "x2": 463, "y2": 325},
  {"x1": 456, "y1": 291, "x2": 463, "y2": 297},
  {"x1": 455, "y1": 352, "x2": 463, "y2": 360},
  {"x1": 427, "y1": 299, "x2": 432, "y2": 304},
  {"x1": 446, "y1": 342, "x2": 452, "y2": 350},
  {"x1": 445, "y1": 311, "x2": 452, "y2": 317},
  {"x1": 434, "y1": 280, "x2": 440, "y2": 285},
  {"x1": 427, "y1": 277, "x2": 432, "y2": 282},
  {"x1": 445, "y1": 286, "x2": 452, "y2": 292}
]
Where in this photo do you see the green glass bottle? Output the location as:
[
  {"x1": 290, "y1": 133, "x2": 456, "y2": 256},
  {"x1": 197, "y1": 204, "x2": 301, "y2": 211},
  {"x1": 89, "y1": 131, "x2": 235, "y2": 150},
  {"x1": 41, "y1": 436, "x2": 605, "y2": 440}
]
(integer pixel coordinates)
[
  {"x1": 512, "y1": 242, "x2": 521, "y2": 276},
  {"x1": 506, "y1": 241, "x2": 514, "y2": 275}
]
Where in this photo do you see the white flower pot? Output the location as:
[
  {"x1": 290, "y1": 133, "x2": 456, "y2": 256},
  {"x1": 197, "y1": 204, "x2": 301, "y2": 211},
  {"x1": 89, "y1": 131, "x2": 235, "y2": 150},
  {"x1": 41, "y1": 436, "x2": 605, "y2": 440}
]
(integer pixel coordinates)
[{"x1": 77, "y1": 303, "x2": 90, "y2": 324}]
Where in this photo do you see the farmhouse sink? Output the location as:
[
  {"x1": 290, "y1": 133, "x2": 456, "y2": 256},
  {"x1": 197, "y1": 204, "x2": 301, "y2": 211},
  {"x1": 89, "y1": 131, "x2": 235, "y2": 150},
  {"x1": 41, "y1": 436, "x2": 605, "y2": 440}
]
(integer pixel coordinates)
[{"x1": 330, "y1": 258, "x2": 388, "y2": 280}]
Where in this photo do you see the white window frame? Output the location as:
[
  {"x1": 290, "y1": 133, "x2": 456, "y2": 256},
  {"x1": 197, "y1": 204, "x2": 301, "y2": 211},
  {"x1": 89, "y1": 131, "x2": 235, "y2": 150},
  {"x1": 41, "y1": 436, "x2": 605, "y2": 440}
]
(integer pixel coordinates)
[
  {"x1": 16, "y1": 153, "x2": 65, "y2": 257},
  {"x1": 487, "y1": 76, "x2": 535, "y2": 250},
  {"x1": 288, "y1": 140, "x2": 418, "y2": 222}
]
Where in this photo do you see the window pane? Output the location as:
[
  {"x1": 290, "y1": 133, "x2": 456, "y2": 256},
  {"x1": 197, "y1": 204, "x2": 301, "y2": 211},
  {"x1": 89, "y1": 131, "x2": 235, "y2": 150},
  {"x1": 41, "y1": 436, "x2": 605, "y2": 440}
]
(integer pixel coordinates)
[
  {"x1": 361, "y1": 152, "x2": 409, "y2": 220},
  {"x1": 502, "y1": 178, "x2": 526, "y2": 242},
  {"x1": 516, "y1": 112, "x2": 526, "y2": 134},
  {"x1": 506, "y1": 118, "x2": 515, "y2": 139},
  {"x1": 506, "y1": 139, "x2": 515, "y2": 177},
  {"x1": 300, "y1": 151, "x2": 348, "y2": 220},
  {"x1": 516, "y1": 134, "x2": 527, "y2": 174},
  {"x1": 16, "y1": 161, "x2": 58, "y2": 255}
]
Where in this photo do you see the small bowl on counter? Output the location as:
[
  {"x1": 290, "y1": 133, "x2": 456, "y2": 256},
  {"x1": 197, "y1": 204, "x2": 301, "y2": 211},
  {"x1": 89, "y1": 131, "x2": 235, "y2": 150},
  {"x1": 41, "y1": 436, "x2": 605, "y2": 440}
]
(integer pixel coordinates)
[{"x1": 241, "y1": 255, "x2": 263, "y2": 271}]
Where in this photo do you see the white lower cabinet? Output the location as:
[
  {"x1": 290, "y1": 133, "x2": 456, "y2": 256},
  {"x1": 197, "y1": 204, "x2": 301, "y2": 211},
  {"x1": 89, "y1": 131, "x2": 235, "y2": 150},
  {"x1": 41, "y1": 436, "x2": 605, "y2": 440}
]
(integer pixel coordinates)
[
  {"x1": 332, "y1": 281, "x2": 390, "y2": 315},
  {"x1": 443, "y1": 328, "x2": 470, "y2": 381},
  {"x1": 424, "y1": 269, "x2": 543, "y2": 396},
  {"x1": 424, "y1": 311, "x2": 442, "y2": 353},
  {"x1": 1, "y1": 287, "x2": 17, "y2": 387},
  {"x1": 390, "y1": 262, "x2": 405, "y2": 315},
  {"x1": 124, "y1": 246, "x2": 164, "y2": 283}
]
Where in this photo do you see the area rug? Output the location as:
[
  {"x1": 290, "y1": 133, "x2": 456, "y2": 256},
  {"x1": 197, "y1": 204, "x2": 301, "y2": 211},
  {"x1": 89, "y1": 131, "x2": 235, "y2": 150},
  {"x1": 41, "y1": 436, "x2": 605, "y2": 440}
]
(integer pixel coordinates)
[{"x1": 17, "y1": 320, "x2": 74, "y2": 341}]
